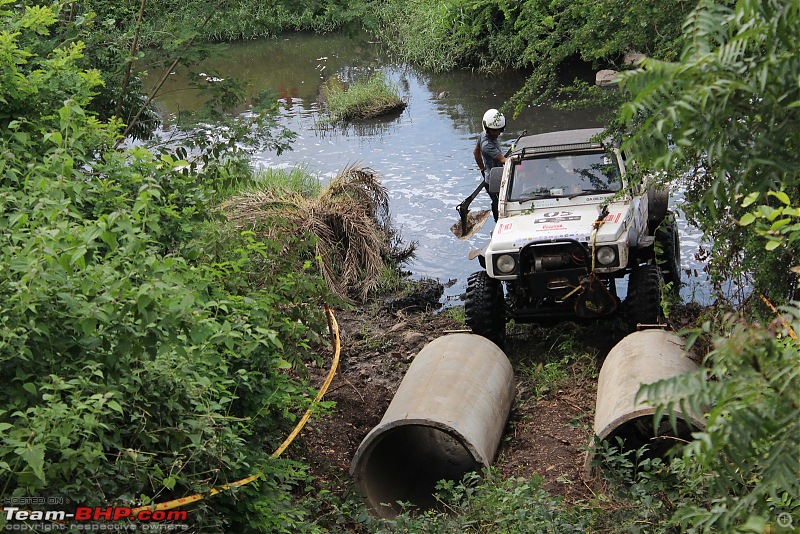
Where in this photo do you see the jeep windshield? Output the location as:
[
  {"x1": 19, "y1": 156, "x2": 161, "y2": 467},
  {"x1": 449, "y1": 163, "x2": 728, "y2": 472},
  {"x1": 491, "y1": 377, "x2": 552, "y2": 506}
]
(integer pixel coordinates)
[{"x1": 508, "y1": 151, "x2": 622, "y2": 202}]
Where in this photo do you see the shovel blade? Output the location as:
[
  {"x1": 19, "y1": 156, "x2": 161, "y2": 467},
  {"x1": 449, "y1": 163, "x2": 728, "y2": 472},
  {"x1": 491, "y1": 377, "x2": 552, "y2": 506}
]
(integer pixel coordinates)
[{"x1": 450, "y1": 209, "x2": 492, "y2": 240}]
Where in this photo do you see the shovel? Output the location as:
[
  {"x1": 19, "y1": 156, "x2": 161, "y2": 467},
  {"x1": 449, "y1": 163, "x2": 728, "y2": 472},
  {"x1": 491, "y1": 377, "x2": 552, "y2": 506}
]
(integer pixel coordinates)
[
  {"x1": 452, "y1": 182, "x2": 491, "y2": 240},
  {"x1": 451, "y1": 130, "x2": 527, "y2": 240}
]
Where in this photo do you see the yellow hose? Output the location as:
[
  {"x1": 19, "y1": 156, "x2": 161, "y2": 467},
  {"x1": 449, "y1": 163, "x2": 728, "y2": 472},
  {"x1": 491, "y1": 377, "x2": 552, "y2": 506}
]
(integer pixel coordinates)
[
  {"x1": 760, "y1": 294, "x2": 798, "y2": 342},
  {"x1": 130, "y1": 305, "x2": 341, "y2": 515},
  {"x1": 270, "y1": 305, "x2": 341, "y2": 458}
]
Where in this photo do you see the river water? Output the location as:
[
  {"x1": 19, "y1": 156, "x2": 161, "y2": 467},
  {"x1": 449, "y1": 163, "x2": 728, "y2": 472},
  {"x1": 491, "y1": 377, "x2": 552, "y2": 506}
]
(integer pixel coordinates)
[{"x1": 151, "y1": 33, "x2": 713, "y2": 306}]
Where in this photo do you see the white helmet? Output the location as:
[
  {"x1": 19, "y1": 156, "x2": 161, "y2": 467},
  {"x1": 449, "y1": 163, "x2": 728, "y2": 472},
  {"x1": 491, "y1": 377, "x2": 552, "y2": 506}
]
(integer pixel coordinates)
[{"x1": 482, "y1": 108, "x2": 506, "y2": 130}]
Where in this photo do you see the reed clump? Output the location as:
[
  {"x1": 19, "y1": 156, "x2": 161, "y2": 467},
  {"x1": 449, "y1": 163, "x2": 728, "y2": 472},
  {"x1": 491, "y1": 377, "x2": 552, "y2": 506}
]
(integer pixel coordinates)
[{"x1": 322, "y1": 72, "x2": 407, "y2": 123}]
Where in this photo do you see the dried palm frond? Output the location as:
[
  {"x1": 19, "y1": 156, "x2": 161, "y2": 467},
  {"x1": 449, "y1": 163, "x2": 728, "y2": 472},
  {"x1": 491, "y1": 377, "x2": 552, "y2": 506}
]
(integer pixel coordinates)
[{"x1": 221, "y1": 165, "x2": 413, "y2": 301}]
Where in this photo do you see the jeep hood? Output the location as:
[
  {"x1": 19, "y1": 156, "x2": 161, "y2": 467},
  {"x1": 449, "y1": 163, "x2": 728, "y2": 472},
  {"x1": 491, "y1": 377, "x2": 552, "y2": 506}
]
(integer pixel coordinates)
[{"x1": 491, "y1": 202, "x2": 630, "y2": 249}]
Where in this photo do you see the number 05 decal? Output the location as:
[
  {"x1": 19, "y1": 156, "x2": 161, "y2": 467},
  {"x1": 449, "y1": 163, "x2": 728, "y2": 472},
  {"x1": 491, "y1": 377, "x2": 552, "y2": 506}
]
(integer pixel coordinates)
[{"x1": 534, "y1": 211, "x2": 581, "y2": 223}]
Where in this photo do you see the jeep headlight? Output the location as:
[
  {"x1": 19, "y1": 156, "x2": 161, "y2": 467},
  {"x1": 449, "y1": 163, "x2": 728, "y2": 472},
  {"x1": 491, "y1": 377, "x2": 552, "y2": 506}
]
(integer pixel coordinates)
[
  {"x1": 596, "y1": 246, "x2": 617, "y2": 266},
  {"x1": 495, "y1": 254, "x2": 517, "y2": 274}
]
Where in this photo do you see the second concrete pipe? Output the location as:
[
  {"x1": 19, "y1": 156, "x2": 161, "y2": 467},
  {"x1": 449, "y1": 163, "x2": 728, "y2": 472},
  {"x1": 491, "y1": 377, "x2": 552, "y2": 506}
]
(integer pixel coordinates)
[
  {"x1": 351, "y1": 334, "x2": 515, "y2": 518},
  {"x1": 593, "y1": 329, "x2": 705, "y2": 460}
]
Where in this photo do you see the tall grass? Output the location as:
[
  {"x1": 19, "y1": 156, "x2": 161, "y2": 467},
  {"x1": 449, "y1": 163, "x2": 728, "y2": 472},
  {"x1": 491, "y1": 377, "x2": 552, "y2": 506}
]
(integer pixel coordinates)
[
  {"x1": 134, "y1": 1, "x2": 368, "y2": 43},
  {"x1": 203, "y1": 159, "x2": 322, "y2": 201},
  {"x1": 322, "y1": 72, "x2": 406, "y2": 123},
  {"x1": 371, "y1": 0, "x2": 467, "y2": 72},
  {"x1": 246, "y1": 165, "x2": 322, "y2": 197}
]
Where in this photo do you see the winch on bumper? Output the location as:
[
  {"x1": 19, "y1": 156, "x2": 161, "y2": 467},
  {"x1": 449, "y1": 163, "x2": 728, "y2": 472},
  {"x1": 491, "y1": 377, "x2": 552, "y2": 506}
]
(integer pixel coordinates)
[{"x1": 483, "y1": 238, "x2": 624, "y2": 313}]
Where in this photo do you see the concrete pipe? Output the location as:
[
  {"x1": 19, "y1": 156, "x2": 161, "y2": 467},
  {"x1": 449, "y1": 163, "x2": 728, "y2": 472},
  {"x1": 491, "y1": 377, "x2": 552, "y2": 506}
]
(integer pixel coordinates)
[
  {"x1": 351, "y1": 334, "x2": 515, "y2": 518},
  {"x1": 593, "y1": 329, "x2": 705, "y2": 460}
]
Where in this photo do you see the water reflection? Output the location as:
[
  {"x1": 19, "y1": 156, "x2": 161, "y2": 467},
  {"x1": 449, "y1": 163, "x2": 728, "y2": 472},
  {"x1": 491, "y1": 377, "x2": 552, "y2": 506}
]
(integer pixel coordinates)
[{"x1": 149, "y1": 32, "x2": 713, "y2": 306}]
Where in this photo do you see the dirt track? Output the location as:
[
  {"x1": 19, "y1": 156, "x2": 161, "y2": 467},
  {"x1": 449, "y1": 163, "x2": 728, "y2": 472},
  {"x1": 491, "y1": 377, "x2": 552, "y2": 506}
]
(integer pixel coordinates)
[{"x1": 295, "y1": 298, "x2": 650, "y2": 515}]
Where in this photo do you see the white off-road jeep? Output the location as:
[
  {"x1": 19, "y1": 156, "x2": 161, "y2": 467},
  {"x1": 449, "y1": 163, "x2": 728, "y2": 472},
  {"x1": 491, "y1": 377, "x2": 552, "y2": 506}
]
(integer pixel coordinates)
[{"x1": 465, "y1": 128, "x2": 680, "y2": 344}]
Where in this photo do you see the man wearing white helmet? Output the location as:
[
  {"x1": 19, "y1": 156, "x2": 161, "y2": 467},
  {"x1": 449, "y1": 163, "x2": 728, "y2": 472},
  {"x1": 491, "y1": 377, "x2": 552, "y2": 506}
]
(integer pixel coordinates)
[{"x1": 473, "y1": 108, "x2": 507, "y2": 221}]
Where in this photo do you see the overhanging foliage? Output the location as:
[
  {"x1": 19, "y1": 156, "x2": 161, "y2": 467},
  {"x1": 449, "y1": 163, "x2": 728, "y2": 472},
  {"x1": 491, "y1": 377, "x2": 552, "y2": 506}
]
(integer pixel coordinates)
[{"x1": 619, "y1": 0, "x2": 800, "y2": 301}]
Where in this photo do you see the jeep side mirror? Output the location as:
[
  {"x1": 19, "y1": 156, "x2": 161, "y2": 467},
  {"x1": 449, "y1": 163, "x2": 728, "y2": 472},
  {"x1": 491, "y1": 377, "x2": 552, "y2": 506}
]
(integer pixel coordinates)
[{"x1": 488, "y1": 167, "x2": 503, "y2": 194}]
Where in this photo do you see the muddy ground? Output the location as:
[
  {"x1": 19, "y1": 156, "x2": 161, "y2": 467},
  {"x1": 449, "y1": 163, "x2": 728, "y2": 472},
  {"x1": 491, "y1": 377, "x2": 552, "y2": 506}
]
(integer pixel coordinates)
[{"x1": 294, "y1": 284, "x2": 704, "y2": 524}]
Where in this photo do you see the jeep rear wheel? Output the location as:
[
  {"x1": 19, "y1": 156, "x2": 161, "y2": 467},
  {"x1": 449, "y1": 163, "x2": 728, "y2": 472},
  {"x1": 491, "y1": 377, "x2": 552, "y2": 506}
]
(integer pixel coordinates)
[
  {"x1": 655, "y1": 213, "x2": 681, "y2": 292},
  {"x1": 465, "y1": 271, "x2": 506, "y2": 346},
  {"x1": 624, "y1": 263, "x2": 662, "y2": 329},
  {"x1": 647, "y1": 187, "x2": 669, "y2": 232}
]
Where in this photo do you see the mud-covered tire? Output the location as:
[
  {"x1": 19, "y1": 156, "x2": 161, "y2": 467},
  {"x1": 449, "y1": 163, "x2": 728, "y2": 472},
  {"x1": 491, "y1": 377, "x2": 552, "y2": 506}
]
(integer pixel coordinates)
[
  {"x1": 624, "y1": 263, "x2": 662, "y2": 329},
  {"x1": 465, "y1": 271, "x2": 506, "y2": 346},
  {"x1": 655, "y1": 213, "x2": 681, "y2": 292}
]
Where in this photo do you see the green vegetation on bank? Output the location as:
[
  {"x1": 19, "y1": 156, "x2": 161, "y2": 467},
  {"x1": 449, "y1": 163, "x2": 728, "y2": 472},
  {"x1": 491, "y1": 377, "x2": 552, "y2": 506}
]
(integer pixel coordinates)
[
  {"x1": 81, "y1": 0, "x2": 376, "y2": 44},
  {"x1": 619, "y1": 0, "x2": 800, "y2": 303},
  {"x1": 610, "y1": 3, "x2": 800, "y2": 527},
  {"x1": 0, "y1": 4, "x2": 405, "y2": 532},
  {"x1": 370, "y1": 0, "x2": 693, "y2": 107}
]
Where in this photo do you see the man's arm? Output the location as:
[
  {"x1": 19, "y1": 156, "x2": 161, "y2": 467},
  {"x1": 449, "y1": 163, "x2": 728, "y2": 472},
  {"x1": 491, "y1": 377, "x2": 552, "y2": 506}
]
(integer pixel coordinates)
[{"x1": 473, "y1": 143, "x2": 485, "y2": 176}]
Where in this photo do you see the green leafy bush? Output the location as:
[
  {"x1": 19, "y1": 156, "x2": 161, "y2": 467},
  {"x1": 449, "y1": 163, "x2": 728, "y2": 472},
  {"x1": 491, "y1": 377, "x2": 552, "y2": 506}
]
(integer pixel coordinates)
[
  {"x1": 371, "y1": 0, "x2": 529, "y2": 72},
  {"x1": 638, "y1": 312, "x2": 800, "y2": 531},
  {"x1": 0, "y1": 5, "x2": 337, "y2": 531},
  {"x1": 350, "y1": 465, "x2": 676, "y2": 533},
  {"x1": 619, "y1": 0, "x2": 800, "y2": 302},
  {"x1": 605, "y1": 0, "x2": 800, "y2": 529}
]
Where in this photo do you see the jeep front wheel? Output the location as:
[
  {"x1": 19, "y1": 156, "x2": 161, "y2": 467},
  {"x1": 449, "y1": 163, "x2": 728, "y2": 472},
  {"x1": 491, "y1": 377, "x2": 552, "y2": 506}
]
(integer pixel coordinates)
[
  {"x1": 465, "y1": 271, "x2": 506, "y2": 345},
  {"x1": 624, "y1": 263, "x2": 662, "y2": 329}
]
